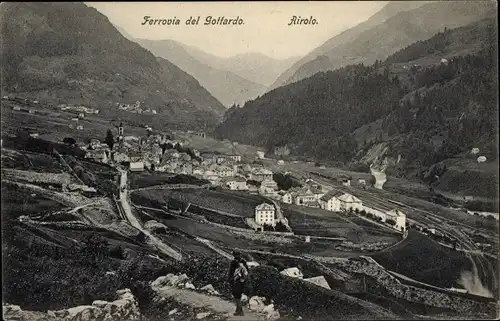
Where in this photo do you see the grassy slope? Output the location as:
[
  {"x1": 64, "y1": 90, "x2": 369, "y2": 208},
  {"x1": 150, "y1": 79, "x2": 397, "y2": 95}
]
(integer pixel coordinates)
[{"x1": 370, "y1": 230, "x2": 472, "y2": 288}]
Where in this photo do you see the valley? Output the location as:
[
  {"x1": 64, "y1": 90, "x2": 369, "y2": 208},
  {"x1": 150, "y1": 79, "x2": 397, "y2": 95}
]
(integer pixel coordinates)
[{"x1": 1, "y1": 1, "x2": 498, "y2": 321}]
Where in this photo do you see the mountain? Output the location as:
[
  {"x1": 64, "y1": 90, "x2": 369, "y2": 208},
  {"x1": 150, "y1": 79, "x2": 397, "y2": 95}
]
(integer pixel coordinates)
[
  {"x1": 133, "y1": 38, "x2": 266, "y2": 107},
  {"x1": 0, "y1": 2, "x2": 226, "y2": 130},
  {"x1": 216, "y1": 17, "x2": 497, "y2": 198},
  {"x1": 182, "y1": 49, "x2": 300, "y2": 87},
  {"x1": 269, "y1": 0, "x2": 495, "y2": 90}
]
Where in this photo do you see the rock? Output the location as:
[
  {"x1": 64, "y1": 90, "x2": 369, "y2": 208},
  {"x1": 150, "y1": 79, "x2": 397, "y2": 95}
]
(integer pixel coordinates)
[
  {"x1": 200, "y1": 284, "x2": 220, "y2": 296},
  {"x1": 169, "y1": 308, "x2": 179, "y2": 316},
  {"x1": 200, "y1": 284, "x2": 216, "y2": 292},
  {"x1": 196, "y1": 312, "x2": 212, "y2": 319},
  {"x1": 47, "y1": 310, "x2": 57, "y2": 318},
  {"x1": 263, "y1": 304, "x2": 280, "y2": 320},
  {"x1": 184, "y1": 282, "x2": 196, "y2": 290},
  {"x1": 248, "y1": 296, "x2": 266, "y2": 312},
  {"x1": 92, "y1": 300, "x2": 109, "y2": 308},
  {"x1": 116, "y1": 288, "x2": 131, "y2": 296},
  {"x1": 241, "y1": 294, "x2": 248, "y2": 304}
]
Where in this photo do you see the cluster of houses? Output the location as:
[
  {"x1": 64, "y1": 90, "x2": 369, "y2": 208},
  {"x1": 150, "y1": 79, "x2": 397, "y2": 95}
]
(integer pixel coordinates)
[
  {"x1": 59, "y1": 104, "x2": 100, "y2": 115},
  {"x1": 117, "y1": 101, "x2": 157, "y2": 115}
]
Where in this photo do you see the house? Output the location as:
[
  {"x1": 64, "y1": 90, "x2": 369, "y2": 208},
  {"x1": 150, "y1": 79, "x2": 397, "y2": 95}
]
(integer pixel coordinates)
[
  {"x1": 130, "y1": 162, "x2": 144, "y2": 172},
  {"x1": 320, "y1": 191, "x2": 362, "y2": 212},
  {"x1": 274, "y1": 145, "x2": 290, "y2": 156},
  {"x1": 196, "y1": 132, "x2": 206, "y2": 138},
  {"x1": 358, "y1": 179, "x2": 367, "y2": 186},
  {"x1": 293, "y1": 189, "x2": 317, "y2": 207},
  {"x1": 29, "y1": 133, "x2": 39, "y2": 138},
  {"x1": 280, "y1": 267, "x2": 303, "y2": 279},
  {"x1": 277, "y1": 160, "x2": 285, "y2": 165},
  {"x1": 440, "y1": 58, "x2": 449, "y2": 65},
  {"x1": 155, "y1": 165, "x2": 168, "y2": 172},
  {"x1": 259, "y1": 179, "x2": 279, "y2": 197},
  {"x1": 342, "y1": 179, "x2": 351, "y2": 187},
  {"x1": 281, "y1": 192, "x2": 293, "y2": 204},
  {"x1": 255, "y1": 203, "x2": 276, "y2": 227},
  {"x1": 228, "y1": 155, "x2": 241, "y2": 162},
  {"x1": 386, "y1": 209, "x2": 406, "y2": 232},
  {"x1": 249, "y1": 168, "x2": 273, "y2": 182},
  {"x1": 85, "y1": 149, "x2": 108, "y2": 164},
  {"x1": 192, "y1": 167, "x2": 205, "y2": 176},
  {"x1": 13, "y1": 106, "x2": 21, "y2": 111},
  {"x1": 222, "y1": 176, "x2": 247, "y2": 191},
  {"x1": 216, "y1": 165, "x2": 235, "y2": 177},
  {"x1": 206, "y1": 175, "x2": 221, "y2": 186},
  {"x1": 128, "y1": 152, "x2": 143, "y2": 163},
  {"x1": 304, "y1": 276, "x2": 331, "y2": 290}
]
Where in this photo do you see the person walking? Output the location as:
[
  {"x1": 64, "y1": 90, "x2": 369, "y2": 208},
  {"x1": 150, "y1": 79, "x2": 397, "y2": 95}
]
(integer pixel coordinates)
[{"x1": 228, "y1": 250, "x2": 250, "y2": 316}]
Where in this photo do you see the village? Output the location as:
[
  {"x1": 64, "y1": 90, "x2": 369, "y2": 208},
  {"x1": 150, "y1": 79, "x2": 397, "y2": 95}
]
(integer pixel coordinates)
[{"x1": 81, "y1": 121, "x2": 407, "y2": 234}]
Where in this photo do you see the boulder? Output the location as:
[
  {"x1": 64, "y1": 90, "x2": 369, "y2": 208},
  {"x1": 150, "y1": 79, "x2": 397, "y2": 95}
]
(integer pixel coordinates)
[
  {"x1": 241, "y1": 294, "x2": 249, "y2": 304},
  {"x1": 248, "y1": 296, "x2": 266, "y2": 312},
  {"x1": 169, "y1": 308, "x2": 179, "y2": 316},
  {"x1": 200, "y1": 284, "x2": 220, "y2": 296},
  {"x1": 263, "y1": 304, "x2": 280, "y2": 320},
  {"x1": 184, "y1": 282, "x2": 196, "y2": 290}
]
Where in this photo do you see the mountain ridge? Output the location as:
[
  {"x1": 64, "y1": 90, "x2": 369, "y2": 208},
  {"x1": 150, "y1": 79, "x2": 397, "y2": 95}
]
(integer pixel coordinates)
[
  {"x1": 134, "y1": 38, "x2": 267, "y2": 107},
  {"x1": 216, "y1": 17, "x2": 497, "y2": 191},
  {"x1": 269, "y1": 0, "x2": 495, "y2": 90},
  {"x1": 0, "y1": 2, "x2": 225, "y2": 130}
]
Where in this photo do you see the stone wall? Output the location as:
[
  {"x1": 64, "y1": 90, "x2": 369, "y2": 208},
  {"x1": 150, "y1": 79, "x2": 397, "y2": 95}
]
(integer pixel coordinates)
[{"x1": 3, "y1": 289, "x2": 140, "y2": 321}]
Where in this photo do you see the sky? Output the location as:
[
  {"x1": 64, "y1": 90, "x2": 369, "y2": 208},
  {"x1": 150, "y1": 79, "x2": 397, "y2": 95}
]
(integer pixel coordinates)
[{"x1": 88, "y1": 1, "x2": 387, "y2": 60}]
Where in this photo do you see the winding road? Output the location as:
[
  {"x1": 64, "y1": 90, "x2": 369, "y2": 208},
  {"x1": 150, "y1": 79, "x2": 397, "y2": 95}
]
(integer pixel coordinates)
[{"x1": 118, "y1": 169, "x2": 182, "y2": 261}]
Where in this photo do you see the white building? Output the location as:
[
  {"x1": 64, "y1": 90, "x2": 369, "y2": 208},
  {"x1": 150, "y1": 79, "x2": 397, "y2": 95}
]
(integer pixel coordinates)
[
  {"x1": 216, "y1": 165, "x2": 235, "y2": 177},
  {"x1": 255, "y1": 203, "x2": 276, "y2": 227},
  {"x1": 386, "y1": 209, "x2": 406, "y2": 232},
  {"x1": 130, "y1": 161, "x2": 144, "y2": 172},
  {"x1": 223, "y1": 177, "x2": 247, "y2": 190},
  {"x1": 281, "y1": 192, "x2": 293, "y2": 204},
  {"x1": 192, "y1": 167, "x2": 205, "y2": 176},
  {"x1": 320, "y1": 191, "x2": 362, "y2": 212},
  {"x1": 280, "y1": 267, "x2": 304, "y2": 279},
  {"x1": 113, "y1": 152, "x2": 130, "y2": 163},
  {"x1": 228, "y1": 155, "x2": 242, "y2": 162},
  {"x1": 249, "y1": 168, "x2": 273, "y2": 182}
]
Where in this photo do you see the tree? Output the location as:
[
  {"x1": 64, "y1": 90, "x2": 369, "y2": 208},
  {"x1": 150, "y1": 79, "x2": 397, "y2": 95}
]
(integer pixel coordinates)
[
  {"x1": 63, "y1": 137, "x2": 76, "y2": 146},
  {"x1": 104, "y1": 129, "x2": 114, "y2": 150}
]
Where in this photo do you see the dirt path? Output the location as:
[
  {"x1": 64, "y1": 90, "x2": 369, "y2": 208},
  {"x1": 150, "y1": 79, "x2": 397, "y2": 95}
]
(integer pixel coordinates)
[
  {"x1": 119, "y1": 169, "x2": 182, "y2": 261},
  {"x1": 154, "y1": 286, "x2": 268, "y2": 320}
]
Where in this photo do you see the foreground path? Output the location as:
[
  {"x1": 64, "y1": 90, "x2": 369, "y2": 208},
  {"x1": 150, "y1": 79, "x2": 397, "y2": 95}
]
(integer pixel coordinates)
[{"x1": 155, "y1": 286, "x2": 267, "y2": 321}]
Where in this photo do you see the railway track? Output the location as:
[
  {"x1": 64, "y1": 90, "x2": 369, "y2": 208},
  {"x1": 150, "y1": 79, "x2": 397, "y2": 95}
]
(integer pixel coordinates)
[{"x1": 306, "y1": 171, "x2": 498, "y2": 296}]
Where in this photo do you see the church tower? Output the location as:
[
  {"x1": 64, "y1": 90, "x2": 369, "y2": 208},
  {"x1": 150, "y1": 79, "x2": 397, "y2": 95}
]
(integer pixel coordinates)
[{"x1": 118, "y1": 122, "x2": 124, "y2": 136}]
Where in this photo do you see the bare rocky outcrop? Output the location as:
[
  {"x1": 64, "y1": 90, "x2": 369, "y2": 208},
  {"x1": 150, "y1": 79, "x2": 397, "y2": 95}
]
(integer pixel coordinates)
[{"x1": 3, "y1": 289, "x2": 140, "y2": 321}]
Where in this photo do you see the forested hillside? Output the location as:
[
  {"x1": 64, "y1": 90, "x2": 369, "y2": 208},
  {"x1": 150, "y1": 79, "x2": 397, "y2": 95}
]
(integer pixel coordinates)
[
  {"x1": 216, "y1": 17, "x2": 497, "y2": 182},
  {"x1": 0, "y1": 2, "x2": 226, "y2": 130}
]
